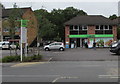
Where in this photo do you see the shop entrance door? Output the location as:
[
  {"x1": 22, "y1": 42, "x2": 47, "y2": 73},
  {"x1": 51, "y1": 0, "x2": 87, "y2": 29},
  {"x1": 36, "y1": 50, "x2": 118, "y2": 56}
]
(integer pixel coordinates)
[{"x1": 77, "y1": 38, "x2": 80, "y2": 47}]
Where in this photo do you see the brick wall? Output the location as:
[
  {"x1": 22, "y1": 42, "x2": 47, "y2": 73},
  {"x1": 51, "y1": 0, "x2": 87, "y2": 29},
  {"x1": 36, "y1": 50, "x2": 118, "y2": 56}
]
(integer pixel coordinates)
[
  {"x1": 87, "y1": 25, "x2": 95, "y2": 43},
  {"x1": 112, "y1": 25, "x2": 117, "y2": 41},
  {"x1": 22, "y1": 9, "x2": 38, "y2": 46},
  {"x1": 65, "y1": 25, "x2": 70, "y2": 46},
  {"x1": 87, "y1": 26, "x2": 95, "y2": 34}
]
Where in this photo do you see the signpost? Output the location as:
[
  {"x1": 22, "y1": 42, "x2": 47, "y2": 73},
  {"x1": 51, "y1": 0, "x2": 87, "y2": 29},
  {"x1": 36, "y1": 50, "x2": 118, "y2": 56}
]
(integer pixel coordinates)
[{"x1": 18, "y1": 19, "x2": 29, "y2": 62}]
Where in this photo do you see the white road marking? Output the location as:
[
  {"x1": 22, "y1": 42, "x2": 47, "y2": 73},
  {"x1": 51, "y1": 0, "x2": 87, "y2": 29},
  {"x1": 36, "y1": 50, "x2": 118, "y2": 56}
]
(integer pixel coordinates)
[
  {"x1": 48, "y1": 58, "x2": 53, "y2": 62},
  {"x1": 52, "y1": 76, "x2": 79, "y2": 83},
  {"x1": 99, "y1": 75, "x2": 120, "y2": 79},
  {"x1": 53, "y1": 52, "x2": 63, "y2": 54},
  {"x1": 2, "y1": 75, "x2": 60, "y2": 77}
]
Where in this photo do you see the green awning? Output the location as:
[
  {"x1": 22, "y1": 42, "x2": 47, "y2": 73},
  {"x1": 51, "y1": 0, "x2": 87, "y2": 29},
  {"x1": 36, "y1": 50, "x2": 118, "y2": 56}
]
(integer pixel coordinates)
[{"x1": 69, "y1": 34, "x2": 114, "y2": 38}]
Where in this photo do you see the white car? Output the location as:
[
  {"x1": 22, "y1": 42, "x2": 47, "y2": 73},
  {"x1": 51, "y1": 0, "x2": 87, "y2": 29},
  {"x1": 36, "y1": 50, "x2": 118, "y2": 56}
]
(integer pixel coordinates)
[
  {"x1": 0, "y1": 41, "x2": 17, "y2": 49},
  {"x1": 44, "y1": 42, "x2": 65, "y2": 51},
  {"x1": 0, "y1": 41, "x2": 10, "y2": 49},
  {"x1": 10, "y1": 43, "x2": 17, "y2": 49}
]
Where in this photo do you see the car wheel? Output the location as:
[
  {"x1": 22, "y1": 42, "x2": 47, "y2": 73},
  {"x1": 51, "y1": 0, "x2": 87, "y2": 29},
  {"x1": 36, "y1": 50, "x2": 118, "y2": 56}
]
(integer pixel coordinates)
[
  {"x1": 45, "y1": 47, "x2": 50, "y2": 51},
  {"x1": 59, "y1": 47, "x2": 64, "y2": 51}
]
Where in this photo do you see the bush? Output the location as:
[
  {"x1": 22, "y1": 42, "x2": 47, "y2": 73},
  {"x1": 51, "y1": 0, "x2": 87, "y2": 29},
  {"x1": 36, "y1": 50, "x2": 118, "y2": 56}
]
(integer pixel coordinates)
[
  {"x1": 23, "y1": 54, "x2": 42, "y2": 62},
  {"x1": 2, "y1": 54, "x2": 42, "y2": 63},
  {"x1": 2, "y1": 55, "x2": 20, "y2": 63}
]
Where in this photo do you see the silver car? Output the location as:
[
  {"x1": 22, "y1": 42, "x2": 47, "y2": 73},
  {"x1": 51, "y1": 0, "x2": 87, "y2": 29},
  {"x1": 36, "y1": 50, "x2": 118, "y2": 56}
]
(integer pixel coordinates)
[{"x1": 44, "y1": 42, "x2": 65, "y2": 51}]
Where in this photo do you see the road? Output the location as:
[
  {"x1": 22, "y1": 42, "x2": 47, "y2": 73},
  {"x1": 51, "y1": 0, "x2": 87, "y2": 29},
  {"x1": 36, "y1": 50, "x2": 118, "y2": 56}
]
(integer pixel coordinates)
[
  {"x1": 41, "y1": 48, "x2": 119, "y2": 61},
  {"x1": 2, "y1": 61, "x2": 118, "y2": 82},
  {"x1": 1, "y1": 48, "x2": 119, "y2": 83},
  {"x1": 1, "y1": 48, "x2": 119, "y2": 61}
]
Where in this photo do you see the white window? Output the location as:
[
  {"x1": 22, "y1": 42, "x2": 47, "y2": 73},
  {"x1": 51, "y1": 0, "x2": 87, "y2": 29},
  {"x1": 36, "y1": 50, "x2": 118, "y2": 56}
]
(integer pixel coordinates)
[
  {"x1": 109, "y1": 25, "x2": 112, "y2": 30},
  {"x1": 73, "y1": 25, "x2": 79, "y2": 30},
  {"x1": 82, "y1": 26, "x2": 88, "y2": 30},
  {"x1": 104, "y1": 25, "x2": 109, "y2": 30},
  {"x1": 95, "y1": 25, "x2": 100, "y2": 30}
]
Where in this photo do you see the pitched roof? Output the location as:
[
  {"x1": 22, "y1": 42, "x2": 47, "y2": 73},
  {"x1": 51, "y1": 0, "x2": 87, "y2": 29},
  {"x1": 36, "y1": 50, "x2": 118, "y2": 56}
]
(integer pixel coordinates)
[
  {"x1": 2, "y1": 7, "x2": 31, "y2": 18},
  {"x1": 112, "y1": 17, "x2": 120, "y2": 24},
  {"x1": 64, "y1": 15, "x2": 117, "y2": 25}
]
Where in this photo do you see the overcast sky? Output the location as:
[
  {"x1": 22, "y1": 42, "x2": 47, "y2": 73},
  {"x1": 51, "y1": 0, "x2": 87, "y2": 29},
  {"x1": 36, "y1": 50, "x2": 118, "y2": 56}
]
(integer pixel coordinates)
[{"x1": 1, "y1": 0, "x2": 120, "y2": 17}]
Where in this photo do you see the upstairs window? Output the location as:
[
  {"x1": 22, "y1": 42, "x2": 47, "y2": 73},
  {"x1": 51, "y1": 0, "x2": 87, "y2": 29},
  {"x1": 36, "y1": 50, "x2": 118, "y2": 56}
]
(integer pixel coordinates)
[
  {"x1": 100, "y1": 25, "x2": 104, "y2": 30},
  {"x1": 73, "y1": 25, "x2": 79, "y2": 30},
  {"x1": 104, "y1": 25, "x2": 109, "y2": 30},
  {"x1": 70, "y1": 25, "x2": 73, "y2": 30},
  {"x1": 82, "y1": 26, "x2": 88, "y2": 30},
  {"x1": 79, "y1": 26, "x2": 82, "y2": 30},
  {"x1": 95, "y1": 25, "x2": 100, "y2": 30},
  {"x1": 109, "y1": 25, "x2": 113, "y2": 30}
]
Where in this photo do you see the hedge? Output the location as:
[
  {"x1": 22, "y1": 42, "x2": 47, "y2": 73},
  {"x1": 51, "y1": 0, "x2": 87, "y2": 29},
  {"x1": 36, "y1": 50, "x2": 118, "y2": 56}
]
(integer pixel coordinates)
[{"x1": 2, "y1": 54, "x2": 42, "y2": 63}]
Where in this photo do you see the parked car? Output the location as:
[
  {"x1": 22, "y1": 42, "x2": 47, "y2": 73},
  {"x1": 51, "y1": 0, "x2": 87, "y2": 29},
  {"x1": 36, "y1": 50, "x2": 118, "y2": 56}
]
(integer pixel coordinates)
[
  {"x1": 0, "y1": 41, "x2": 19, "y2": 50},
  {"x1": 110, "y1": 40, "x2": 120, "y2": 55},
  {"x1": 44, "y1": 42, "x2": 65, "y2": 51},
  {"x1": 0, "y1": 42, "x2": 4, "y2": 48},
  {"x1": 0, "y1": 41, "x2": 10, "y2": 49}
]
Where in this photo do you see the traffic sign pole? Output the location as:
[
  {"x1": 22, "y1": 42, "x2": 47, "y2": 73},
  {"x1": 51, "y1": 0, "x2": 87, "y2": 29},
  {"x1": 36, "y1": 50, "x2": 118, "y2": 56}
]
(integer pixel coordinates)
[
  {"x1": 18, "y1": 19, "x2": 29, "y2": 62},
  {"x1": 20, "y1": 20, "x2": 23, "y2": 62}
]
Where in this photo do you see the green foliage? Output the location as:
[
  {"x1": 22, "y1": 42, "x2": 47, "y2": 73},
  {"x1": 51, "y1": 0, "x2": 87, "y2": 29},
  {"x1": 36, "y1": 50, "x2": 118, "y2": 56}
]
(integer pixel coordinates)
[
  {"x1": 23, "y1": 54, "x2": 42, "y2": 62},
  {"x1": 2, "y1": 55, "x2": 20, "y2": 62},
  {"x1": 0, "y1": 3, "x2": 5, "y2": 9},
  {"x1": 0, "y1": 59, "x2": 2, "y2": 63},
  {"x1": 109, "y1": 14, "x2": 117, "y2": 20},
  {"x1": 8, "y1": 3, "x2": 22, "y2": 39},
  {"x1": 34, "y1": 7, "x2": 87, "y2": 41},
  {"x1": 2, "y1": 55, "x2": 42, "y2": 63}
]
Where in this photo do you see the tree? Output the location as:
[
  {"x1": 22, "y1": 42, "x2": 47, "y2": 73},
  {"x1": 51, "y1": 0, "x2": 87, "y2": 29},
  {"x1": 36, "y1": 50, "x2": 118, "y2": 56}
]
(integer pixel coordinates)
[
  {"x1": 48, "y1": 7, "x2": 87, "y2": 41},
  {"x1": 8, "y1": 3, "x2": 22, "y2": 40},
  {"x1": 34, "y1": 9, "x2": 57, "y2": 41},
  {"x1": 34, "y1": 7, "x2": 87, "y2": 42},
  {"x1": 0, "y1": 3, "x2": 5, "y2": 9},
  {"x1": 109, "y1": 14, "x2": 117, "y2": 20},
  {"x1": 109, "y1": 14, "x2": 120, "y2": 40}
]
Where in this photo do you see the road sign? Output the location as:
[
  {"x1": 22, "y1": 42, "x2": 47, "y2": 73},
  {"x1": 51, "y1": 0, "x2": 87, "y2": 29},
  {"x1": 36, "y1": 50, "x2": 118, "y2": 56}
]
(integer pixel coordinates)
[{"x1": 21, "y1": 27, "x2": 27, "y2": 43}]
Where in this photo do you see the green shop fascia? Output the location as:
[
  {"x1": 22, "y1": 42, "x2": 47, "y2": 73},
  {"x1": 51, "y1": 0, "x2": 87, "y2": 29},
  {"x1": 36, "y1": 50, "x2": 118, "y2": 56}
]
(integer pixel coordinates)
[
  {"x1": 66, "y1": 34, "x2": 114, "y2": 48},
  {"x1": 69, "y1": 34, "x2": 114, "y2": 38}
]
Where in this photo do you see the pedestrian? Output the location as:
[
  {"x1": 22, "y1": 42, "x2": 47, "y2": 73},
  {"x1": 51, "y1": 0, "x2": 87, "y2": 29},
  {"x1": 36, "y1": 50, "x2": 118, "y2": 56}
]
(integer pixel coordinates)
[
  {"x1": 16, "y1": 42, "x2": 20, "y2": 50},
  {"x1": 74, "y1": 41, "x2": 77, "y2": 48},
  {"x1": 85, "y1": 42, "x2": 88, "y2": 48},
  {"x1": 93, "y1": 42, "x2": 96, "y2": 50}
]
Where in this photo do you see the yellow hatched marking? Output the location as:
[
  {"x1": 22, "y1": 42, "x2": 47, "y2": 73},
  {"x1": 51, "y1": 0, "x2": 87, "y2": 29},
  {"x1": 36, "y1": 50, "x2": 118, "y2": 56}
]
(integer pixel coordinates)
[{"x1": 11, "y1": 62, "x2": 46, "y2": 67}]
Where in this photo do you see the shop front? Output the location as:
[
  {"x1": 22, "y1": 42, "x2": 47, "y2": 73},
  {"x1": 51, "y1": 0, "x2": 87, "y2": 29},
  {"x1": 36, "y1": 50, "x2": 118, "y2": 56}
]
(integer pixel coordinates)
[{"x1": 69, "y1": 34, "x2": 114, "y2": 48}]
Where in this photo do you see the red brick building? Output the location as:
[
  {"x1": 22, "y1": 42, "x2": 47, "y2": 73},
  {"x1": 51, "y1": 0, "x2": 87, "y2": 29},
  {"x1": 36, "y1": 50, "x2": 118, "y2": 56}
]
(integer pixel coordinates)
[
  {"x1": 2, "y1": 7, "x2": 38, "y2": 47},
  {"x1": 64, "y1": 15, "x2": 118, "y2": 48}
]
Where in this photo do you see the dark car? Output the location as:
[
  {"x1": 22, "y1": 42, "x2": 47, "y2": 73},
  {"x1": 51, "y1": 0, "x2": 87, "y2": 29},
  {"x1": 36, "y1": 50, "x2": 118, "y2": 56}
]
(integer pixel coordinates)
[{"x1": 110, "y1": 40, "x2": 120, "y2": 55}]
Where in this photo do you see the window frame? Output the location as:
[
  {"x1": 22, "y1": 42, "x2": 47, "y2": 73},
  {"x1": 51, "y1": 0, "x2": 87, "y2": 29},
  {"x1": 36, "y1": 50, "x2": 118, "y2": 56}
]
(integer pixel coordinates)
[
  {"x1": 104, "y1": 25, "x2": 109, "y2": 30},
  {"x1": 95, "y1": 25, "x2": 100, "y2": 30},
  {"x1": 73, "y1": 25, "x2": 79, "y2": 30},
  {"x1": 82, "y1": 25, "x2": 88, "y2": 30}
]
